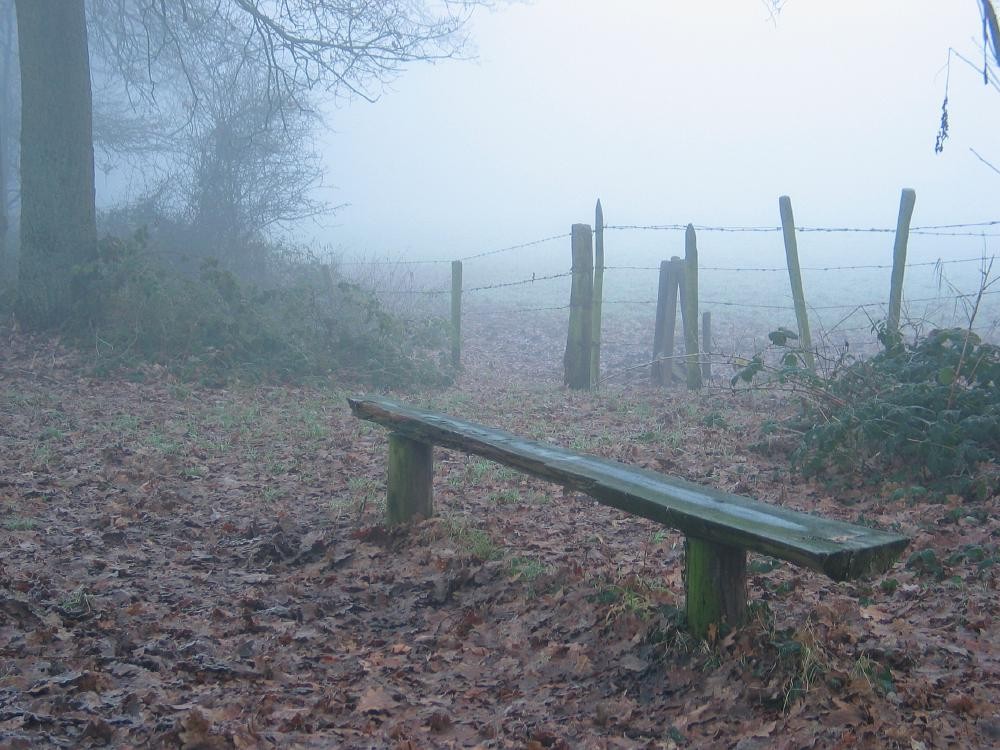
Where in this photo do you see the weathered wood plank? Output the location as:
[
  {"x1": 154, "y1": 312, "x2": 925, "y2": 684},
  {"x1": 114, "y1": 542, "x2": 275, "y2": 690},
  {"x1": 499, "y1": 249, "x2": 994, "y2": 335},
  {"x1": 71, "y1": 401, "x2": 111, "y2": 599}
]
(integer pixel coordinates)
[
  {"x1": 651, "y1": 259, "x2": 671, "y2": 385},
  {"x1": 778, "y1": 195, "x2": 816, "y2": 372},
  {"x1": 686, "y1": 537, "x2": 747, "y2": 637},
  {"x1": 682, "y1": 226, "x2": 702, "y2": 390},
  {"x1": 348, "y1": 396, "x2": 909, "y2": 581},
  {"x1": 387, "y1": 433, "x2": 433, "y2": 525},
  {"x1": 564, "y1": 223, "x2": 593, "y2": 389},
  {"x1": 450, "y1": 260, "x2": 462, "y2": 369},
  {"x1": 887, "y1": 188, "x2": 917, "y2": 343},
  {"x1": 591, "y1": 200, "x2": 605, "y2": 385}
]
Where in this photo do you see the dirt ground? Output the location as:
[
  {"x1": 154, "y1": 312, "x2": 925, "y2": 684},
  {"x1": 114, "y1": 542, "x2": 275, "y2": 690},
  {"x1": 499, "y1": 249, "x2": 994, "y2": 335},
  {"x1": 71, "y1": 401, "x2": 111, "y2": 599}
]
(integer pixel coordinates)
[{"x1": 1, "y1": 313, "x2": 998, "y2": 749}]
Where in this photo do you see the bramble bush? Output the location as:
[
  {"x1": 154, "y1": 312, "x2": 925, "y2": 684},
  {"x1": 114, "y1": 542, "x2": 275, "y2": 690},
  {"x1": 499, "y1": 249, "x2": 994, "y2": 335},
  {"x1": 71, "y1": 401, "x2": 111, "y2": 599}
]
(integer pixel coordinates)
[{"x1": 734, "y1": 325, "x2": 1000, "y2": 495}]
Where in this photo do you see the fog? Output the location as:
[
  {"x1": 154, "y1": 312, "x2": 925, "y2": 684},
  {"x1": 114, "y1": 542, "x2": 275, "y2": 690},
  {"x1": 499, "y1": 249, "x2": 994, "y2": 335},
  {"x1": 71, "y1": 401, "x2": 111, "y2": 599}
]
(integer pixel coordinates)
[{"x1": 317, "y1": 0, "x2": 999, "y2": 266}]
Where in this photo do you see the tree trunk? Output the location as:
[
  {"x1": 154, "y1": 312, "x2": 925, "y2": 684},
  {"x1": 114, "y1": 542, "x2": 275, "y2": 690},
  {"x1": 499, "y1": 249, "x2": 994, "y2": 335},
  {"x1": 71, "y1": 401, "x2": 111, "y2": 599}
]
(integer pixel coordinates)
[
  {"x1": 0, "y1": 2, "x2": 13, "y2": 271},
  {"x1": 14, "y1": 0, "x2": 96, "y2": 329},
  {"x1": 0, "y1": 111, "x2": 7, "y2": 270}
]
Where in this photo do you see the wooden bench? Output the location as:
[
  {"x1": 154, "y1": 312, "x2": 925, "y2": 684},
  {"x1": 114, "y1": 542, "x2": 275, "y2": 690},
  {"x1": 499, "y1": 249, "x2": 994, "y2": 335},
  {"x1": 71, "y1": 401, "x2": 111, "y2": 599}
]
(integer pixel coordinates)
[{"x1": 348, "y1": 396, "x2": 909, "y2": 638}]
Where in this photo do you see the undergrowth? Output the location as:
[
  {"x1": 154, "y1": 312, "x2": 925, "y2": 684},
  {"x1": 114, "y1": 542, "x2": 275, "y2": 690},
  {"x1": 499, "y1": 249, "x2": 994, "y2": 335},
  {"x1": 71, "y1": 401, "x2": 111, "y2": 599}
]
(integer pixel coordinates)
[
  {"x1": 736, "y1": 323, "x2": 1000, "y2": 495},
  {"x1": 70, "y1": 231, "x2": 452, "y2": 387}
]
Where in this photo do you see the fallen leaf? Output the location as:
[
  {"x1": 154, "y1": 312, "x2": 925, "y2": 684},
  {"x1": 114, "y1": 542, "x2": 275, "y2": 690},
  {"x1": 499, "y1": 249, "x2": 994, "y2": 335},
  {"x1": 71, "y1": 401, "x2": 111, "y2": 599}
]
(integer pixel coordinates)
[{"x1": 356, "y1": 687, "x2": 398, "y2": 715}]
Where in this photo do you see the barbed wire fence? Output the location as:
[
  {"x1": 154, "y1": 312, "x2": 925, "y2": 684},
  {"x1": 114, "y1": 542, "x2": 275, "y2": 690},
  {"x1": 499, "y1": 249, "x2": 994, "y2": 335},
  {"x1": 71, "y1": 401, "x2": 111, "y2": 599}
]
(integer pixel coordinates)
[{"x1": 333, "y1": 207, "x2": 999, "y2": 385}]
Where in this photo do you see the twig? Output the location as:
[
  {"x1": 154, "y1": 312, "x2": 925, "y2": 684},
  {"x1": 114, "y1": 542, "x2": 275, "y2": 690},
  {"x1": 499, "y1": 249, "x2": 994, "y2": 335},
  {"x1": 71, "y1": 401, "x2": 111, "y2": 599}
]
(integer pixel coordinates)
[
  {"x1": 947, "y1": 256, "x2": 997, "y2": 409},
  {"x1": 970, "y1": 147, "x2": 1000, "y2": 176}
]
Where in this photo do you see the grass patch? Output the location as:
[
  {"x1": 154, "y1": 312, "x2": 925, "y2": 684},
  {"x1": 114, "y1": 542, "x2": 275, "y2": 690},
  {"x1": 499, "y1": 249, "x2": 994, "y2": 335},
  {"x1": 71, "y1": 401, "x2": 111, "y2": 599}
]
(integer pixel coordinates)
[
  {"x1": 487, "y1": 488, "x2": 522, "y2": 506},
  {"x1": 441, "y1": 517, "x2": 503, "y2": 561},
  {"x1": 507, "y1": 556, "x2": 548, "y2": 581},
  {"x1": 592, "y1": 572, "x2": 668, "y2": 621},
  {"x1": 37, "y1": 426, "x2": 64, "y2": 442},
  {"x1": 331, "y1": 476, "x2": 383, "y2": 518},
  {"x1": 147, "y1": 431, "x2": 181, "y2": 455},
  {"x1": 3, "y1": 516, "x2": 37, "y2": 531}
]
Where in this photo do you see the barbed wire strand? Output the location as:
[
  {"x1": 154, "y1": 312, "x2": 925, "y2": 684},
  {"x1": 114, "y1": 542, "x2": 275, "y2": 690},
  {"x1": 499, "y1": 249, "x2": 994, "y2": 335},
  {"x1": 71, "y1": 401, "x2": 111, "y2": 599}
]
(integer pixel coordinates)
[
  {"x1": 368, "y1": 270, "x2": 572, "y2": 298},
  {"x1": 459, "y1": 233, "x2": 571, "y2": 262},
  {"x1": 465, "y1": 304, "x2": 571, "y2": 316},
  {"x1": 373, "y1": 287, "x2": 450, "y2": 297},
  {"x1": 605, "y1": 256, "x2": 991, "y2": 273},
  {"x1": 337, "y1": 256, "x2": 453, "y2": 266},
  {"x1": 604, "y1": 221, "x2": 1000, "y2": 237},
  {"x1": 464, "y1": 271, "x2": 572, "y2": 294},
  {"x1": 599, "y1": 287, "x2": 1000, "y2": 313},
  {"x1": 336, "y1": 232, "x2": 570, "y2": 267}
]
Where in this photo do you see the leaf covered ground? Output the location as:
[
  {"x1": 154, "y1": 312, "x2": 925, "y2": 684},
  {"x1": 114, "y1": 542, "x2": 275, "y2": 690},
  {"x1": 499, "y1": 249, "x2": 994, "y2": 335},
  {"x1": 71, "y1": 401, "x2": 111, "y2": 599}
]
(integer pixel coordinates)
[{"x1": 1, "y1": 314, "x2": 999, "y2": 749}]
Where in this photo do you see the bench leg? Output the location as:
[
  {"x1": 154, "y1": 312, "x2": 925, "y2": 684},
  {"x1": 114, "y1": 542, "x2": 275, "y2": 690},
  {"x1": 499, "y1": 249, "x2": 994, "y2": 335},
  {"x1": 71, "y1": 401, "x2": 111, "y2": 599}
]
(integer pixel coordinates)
[
  {"x1": 685, "y1": 537, "x2": 747, "y2": 639},
  {"x1": 387, "y1": 433, "x2": 434, "y2": 525}
]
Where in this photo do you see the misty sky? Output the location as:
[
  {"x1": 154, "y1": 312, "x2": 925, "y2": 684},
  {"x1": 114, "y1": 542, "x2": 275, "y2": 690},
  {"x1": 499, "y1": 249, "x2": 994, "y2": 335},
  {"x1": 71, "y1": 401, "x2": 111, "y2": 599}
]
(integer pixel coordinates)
[{"x1": 317, "y1": 0, "x2": 999, "y2": 264}]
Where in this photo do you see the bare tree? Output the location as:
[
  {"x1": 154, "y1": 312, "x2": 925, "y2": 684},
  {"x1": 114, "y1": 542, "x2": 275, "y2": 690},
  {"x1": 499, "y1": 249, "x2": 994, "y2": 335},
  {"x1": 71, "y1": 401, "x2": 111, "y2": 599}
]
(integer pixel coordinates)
[
  {"x1": 173, "y1": 60, "x2": 330, "y2": 265},
  {"x1": 16, "y1": 0, "x2": 497, "y2": 329},
  {"x1": 87, "y1": 0, "x2": 491, "y2": 110},
  {"x1": 92, "y1": 7, "x2": 334, "y2": 259}
]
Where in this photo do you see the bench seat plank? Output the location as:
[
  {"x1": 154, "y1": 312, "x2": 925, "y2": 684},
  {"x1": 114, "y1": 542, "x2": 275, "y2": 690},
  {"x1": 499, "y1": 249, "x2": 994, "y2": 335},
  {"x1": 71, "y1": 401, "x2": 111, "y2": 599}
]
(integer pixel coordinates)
[{"x1": 348, "y1": 396, "x2": 908, "y2": 581}]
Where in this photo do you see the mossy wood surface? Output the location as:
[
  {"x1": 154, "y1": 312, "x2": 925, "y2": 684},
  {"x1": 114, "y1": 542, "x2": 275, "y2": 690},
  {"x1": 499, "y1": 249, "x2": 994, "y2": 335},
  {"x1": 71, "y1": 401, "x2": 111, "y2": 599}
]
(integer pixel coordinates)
[
  {"x1": 685, "y1": 537, "x2": 747, "y2": 638},
  {"x1": 387, "y1": 433, "x2": 433, "y2": 525},
  {"x1": 349, "y1": 397, "x2": 909, "y2": 580}
]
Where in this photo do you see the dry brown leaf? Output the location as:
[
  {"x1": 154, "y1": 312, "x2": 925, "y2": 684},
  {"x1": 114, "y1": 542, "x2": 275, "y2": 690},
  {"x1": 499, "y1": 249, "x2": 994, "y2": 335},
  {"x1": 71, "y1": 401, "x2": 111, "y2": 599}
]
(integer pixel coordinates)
[{"x1": 356, "y1": 686, "x2": 398, "y2": 715}]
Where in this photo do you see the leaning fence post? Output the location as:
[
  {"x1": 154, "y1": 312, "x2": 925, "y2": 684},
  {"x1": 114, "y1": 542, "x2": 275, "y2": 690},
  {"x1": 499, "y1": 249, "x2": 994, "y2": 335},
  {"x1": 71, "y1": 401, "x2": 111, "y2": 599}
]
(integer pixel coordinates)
[
  {"x1": 701, "y1": 311, "x2": 712, "y2": 381},
  {"x1": 682, "y1": 225, "x2": 702, "y2": 390},
  {"x1": 778, "y1": 196, "x2": 816, "y2": 372},
  {"x1": 886, "y1": 188, "x2": 917, "y2": 345},
  {"x1": 564, "y1": 224, "x2": 593, "y2": 389},
  {"x1": 591, "y1": 200, "x2": 605, "y2": 385},
  {"x1": 451, "y1": 260, "x2": 462, "y2": 368}
]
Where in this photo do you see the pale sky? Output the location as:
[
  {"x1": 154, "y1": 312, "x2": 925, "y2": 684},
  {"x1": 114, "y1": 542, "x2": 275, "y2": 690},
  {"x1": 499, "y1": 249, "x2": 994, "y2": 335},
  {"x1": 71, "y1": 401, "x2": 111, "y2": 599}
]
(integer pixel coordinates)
[{"x1": 317, "y1": 0, "x2": 999, "y2": 264}]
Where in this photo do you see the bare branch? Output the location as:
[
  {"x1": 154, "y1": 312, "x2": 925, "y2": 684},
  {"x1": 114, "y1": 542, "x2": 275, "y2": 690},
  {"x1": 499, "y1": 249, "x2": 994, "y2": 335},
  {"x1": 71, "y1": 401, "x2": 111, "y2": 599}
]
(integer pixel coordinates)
[{"x1": 970, "y1": 147, "x2": 1000, "y2": 176}]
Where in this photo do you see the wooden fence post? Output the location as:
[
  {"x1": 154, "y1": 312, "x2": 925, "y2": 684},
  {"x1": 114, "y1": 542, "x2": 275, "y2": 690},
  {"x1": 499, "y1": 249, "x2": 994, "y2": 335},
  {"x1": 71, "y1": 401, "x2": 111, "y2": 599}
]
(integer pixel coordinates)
[
  {"x1": 652, "y1": 260, "x2": 670, "y2": 384},
  {"x1": 683, "y1": 225, "x2": 702, "y2": 390},
  {"x1": 701, "y1": 311, "x2": 712, "y2": 381},
  {"x1": 667, "y1": 256, "x2": 682, "y2": 385},
  {"x1": 591, "y1": 200, "x2": 605, "y2": 386},
  {"x1": 886, "y1": 188, "x2": 917, "y2": 345},
  {"x1": 451, "y1": 260, "x2": 462, "y2": 368},
  {"x1": 778, "y1": 196, "x2": 816, "y2": 371},
  {"x1": 564, "y1": 224, "x2": 593, "y2": 389},
  {"x1": 387, "y1": 434, "x2": 433, "y2": 525},
  {"x1": 652, "y1": 257, "x2": 682, "y2": 384}
]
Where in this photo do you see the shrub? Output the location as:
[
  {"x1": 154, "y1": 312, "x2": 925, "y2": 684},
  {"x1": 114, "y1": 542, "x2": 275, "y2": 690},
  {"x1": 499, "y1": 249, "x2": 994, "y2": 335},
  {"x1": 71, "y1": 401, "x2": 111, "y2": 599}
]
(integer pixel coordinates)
[
  {"x1": 735, "y1": 326, "x2": 1000, "y2": 492},
  {"x1": 81, "y1": 230, "x2": 451, "y2": 387}
]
